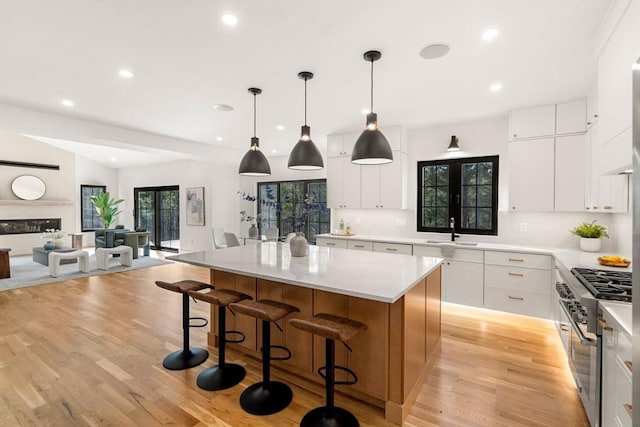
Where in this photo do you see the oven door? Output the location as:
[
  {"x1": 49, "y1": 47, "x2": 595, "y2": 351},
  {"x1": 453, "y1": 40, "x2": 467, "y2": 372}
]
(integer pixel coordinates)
[
  {"x1": 561, "y1": 302, "x2": 599, "y2": 427},
  {"x1": 557, "y1": 300, "x2": 571, "y2": 355}
]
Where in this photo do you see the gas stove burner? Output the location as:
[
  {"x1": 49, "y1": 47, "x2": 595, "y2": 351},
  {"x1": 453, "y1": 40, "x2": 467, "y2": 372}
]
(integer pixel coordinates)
[{"x1": 571, "y1": 267, "x2": 632, "y2": 303}]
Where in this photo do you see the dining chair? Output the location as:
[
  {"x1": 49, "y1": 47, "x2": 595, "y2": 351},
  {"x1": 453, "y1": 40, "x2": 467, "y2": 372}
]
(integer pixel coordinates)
[
  {"x1": 212, "y1": 227, "x2": 227, "y2": 249},
  {"x1": 224, "y1": 232, "x2": 241, "y2": 247},
  {"x1": 264, "y1": 227, "x2": 279, "y2": 242}
]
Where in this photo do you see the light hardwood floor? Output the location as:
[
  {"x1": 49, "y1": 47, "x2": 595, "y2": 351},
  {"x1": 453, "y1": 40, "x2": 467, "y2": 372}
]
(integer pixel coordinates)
[{"x1": 0, "y1": 259, "x2": 589, "y2": 426}]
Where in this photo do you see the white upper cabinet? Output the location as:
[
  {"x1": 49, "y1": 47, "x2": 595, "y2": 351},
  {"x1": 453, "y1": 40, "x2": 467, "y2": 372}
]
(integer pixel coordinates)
[
  {"x1": 360, "y1": 151, "x2": 408, "y2": 209},
  {"x1": 509, "y1": 105, "x2": 556, "y2": 140},
  {"x1": 327, "y1": 133, "x2": 355, "y2": 157},
  {"x1": 327, "y1": 156, "x2": 361, "y2": 209},
  {"x1": 556, "y1": 100, "x2": 586, "y2": 135},
  {"x1": 509, "y1": 138, "x2": 555, "y2": 212},
  {"x1": 554, "y1": 134, "x2": 586, "y2": 212},
  {"x1": 586, "y1": 85, "x2": 599, "y2": 129}
]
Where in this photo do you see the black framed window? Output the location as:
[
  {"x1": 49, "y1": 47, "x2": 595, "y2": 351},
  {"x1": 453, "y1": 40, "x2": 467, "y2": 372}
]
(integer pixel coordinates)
[
  {"x1": 81, "y1": 185, "x2": 106, "y2": 231},
  {"x1": 257, "y1": 179, "x2": 329, "y2": 244},
  {"x1": 417, "y1": 155, "x2": 499, "y2": 235}
]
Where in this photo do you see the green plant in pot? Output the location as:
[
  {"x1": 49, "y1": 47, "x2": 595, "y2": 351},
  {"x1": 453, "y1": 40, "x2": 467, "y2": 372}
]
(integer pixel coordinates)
[
  {"x1": 570, "y1": 220, "x2": 609, "y2": 252},
  {"x1": 91, "y1": 192, "x2": 125, "y2": 229}
]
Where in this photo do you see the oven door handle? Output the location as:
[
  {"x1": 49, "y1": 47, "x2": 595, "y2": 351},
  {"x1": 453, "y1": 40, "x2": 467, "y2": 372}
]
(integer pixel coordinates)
[{"x1": 559, "y1": 301, "x2": 597, "y2": 347}]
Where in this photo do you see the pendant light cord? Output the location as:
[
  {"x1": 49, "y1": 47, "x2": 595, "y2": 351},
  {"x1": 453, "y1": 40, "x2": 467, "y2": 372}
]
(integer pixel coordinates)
[
  {"x1": 304, "y1": 77, "x2": 308, "y2": 126},
  {"x1": 253, "y1": 92, "x2": 257, "y2": 138},
  {"x1": 370, "y1": 58, "x2": 374, "y2": 112}
]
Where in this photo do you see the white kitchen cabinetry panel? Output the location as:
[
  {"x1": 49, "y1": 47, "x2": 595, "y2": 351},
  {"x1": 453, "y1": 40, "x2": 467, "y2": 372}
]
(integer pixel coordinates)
[
  {"x1": 554, "y1": 134, "x2": 586, "y2": 212},
  {"x1": 586, "y1": 87, "x2": 599, "y2": 129},
  {"x1": 597, "y1": 174, "x2": 629, "y2": 213},
  {"x1": 315, "y1": 237, "x2": 347, "y2": 249},
  {"x1": 596, "y1": 126, "x2": 633, "y2": 175},
  {"x1": 509, "y1": 138, "x2": 554, "y2": 212},
  {"x1": 484, "y1": 287, "x2": 551, "y2": 318},
  {"x1": 484, "y1": 265, "x2": 551, "y2": 294},
  {"x1": 372, "y1": 242, "x2": 412, "y2": 255},
  {"x1": 347, "y1": 240, "x2": 373, "y2": 251},
  {"x1": 443, "y1": 260, "x2": 484, "y2": 307},
  {"x1": 555, "y1": 100, "x2": 586, "y2": 135},
  {"x1": 601, "y1": 309, "x2": 633, "y2": 427},
  {"x1": 361, "y1": 151, "x2": 408, "y2": 209},
  {"x1": 327, "y1": 133, "x2": 356, "y2": 157},
  {"x1": 327, "y1": 156, "x2": 360, "y2": 209},
  {"x1": 414, "y1": 245, "x2": 483, "y2": 263},
  {"x1": 484, "y1": 251, "x2": 552, "y2": 270},
  {"x1": 509, "y1": 105, "x2": 556, "y2": 140}
]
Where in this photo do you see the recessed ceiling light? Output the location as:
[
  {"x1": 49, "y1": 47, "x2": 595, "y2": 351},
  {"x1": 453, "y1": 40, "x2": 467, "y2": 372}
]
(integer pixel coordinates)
[
  {"x1": 213, "y1": 104, "x2": 234, "y2": 112},
  {"x1": 489, "y1": 83, "x2": 503, "y2": 92},
  {"x1": 272, "y1": 149, "x2": 278, "y2": 154},
  {"x1": 118, "y1": 69, "x2": 134, "y2": 78},
  {"x1": 361, "y1": 108, "x2": 370, "y2": 115},
  {"x1": 419, "y1": 44, "x2": 450, "y2": 59},
  {"x1": 483, "y1": 28, "x2": 499, "y2": 41},
  {"x1": 276, "y1": 125, "x2": 285, "y2": 131},
  {"x1": 110, "y1": 157, "x2": 117, "y2": 162},
  {"x1": 221, "y1": 14, "x2": 238, "y2": 27},
  {"x1": 216, "y1": 136, "x2": 223, "y2": 141},
  {"x1": 61, "y1": 99, "x2": 74, "y2": 107}
]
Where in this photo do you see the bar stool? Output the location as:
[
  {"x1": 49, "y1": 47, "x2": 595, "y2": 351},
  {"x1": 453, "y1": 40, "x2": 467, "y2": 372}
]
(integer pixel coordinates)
[
  {"x1": 289, "y1": 313, "x2": 367, "y2": 427},
  {"x1": 188, "y1": 288, "x2": 253, "y2": 390},
  {"x1": 228, "y1": 299, "x2": 300, "y2": 415},
  {"x1": 155, "y1": 280, "x2": 212, "y2": 370}
]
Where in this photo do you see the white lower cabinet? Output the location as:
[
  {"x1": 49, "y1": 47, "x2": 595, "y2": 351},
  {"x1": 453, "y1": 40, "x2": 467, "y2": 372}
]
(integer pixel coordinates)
[
  {"x1": 315, "y1": 237, "x2": 347, "y2": 249},
  {"x1": 601, "y1": 309, "x2": 633, "y2": 427},
  {"x1": 372, "y1": 242, "x2": 412, "y2": 255},
  {"x1": 347, "y1": 240, "x2": 373, "y2": 251}
]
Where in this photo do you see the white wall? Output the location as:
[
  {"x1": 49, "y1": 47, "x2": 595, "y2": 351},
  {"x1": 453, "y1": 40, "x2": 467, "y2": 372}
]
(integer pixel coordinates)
[
  {"x1": 0, "y1": 132, "x2": 76, "y2": 255},
  {"x1": 75, "y1": 156, "x2": 118, "y2": 247},
  {"x1": 117, "y1": 159, "x2": 238, "y2": 252},
  {"x1": 331, "y1": 116, "x2": 622, "y2": 252}
]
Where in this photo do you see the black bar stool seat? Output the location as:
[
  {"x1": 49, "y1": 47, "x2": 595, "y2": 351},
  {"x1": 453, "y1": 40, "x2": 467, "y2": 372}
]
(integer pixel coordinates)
[
  {"x1": 229, "y1": 299, "x2": 300, "y2": 416},
  {"x1": 155, "y1": 279, "x2": 212, "y2": 370},
  {"x1": 188, "y1": 288, "x2": 253, "y2": 391},
  {"x1": 289, "y1": 313, "x2": 367, "y2": 427}
]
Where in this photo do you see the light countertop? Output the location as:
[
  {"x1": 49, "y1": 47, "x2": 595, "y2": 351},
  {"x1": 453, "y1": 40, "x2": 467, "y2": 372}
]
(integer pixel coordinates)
[
  {"x1": 600, "y1": 301, "x2": 632, "y2": 336},
  {"x1": 168, "y1": 242, "x2": 443, "y2": 304}
]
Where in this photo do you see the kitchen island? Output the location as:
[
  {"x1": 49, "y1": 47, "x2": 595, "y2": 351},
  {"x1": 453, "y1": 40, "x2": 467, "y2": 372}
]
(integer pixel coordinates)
[{"x1": 168, "y1": 242, "x2": 443, "y2": 424}]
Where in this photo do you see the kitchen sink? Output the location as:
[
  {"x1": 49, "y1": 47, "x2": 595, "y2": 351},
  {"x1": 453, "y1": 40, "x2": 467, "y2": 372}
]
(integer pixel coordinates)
[{"x1": 425, "y1": 239, "x2": 478, "y2": 247}]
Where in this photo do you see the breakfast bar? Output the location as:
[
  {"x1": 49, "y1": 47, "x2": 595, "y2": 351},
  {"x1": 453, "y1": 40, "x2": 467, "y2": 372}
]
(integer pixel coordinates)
[{"x1": 169, "y1": 242, "x2": 443, "y2": 424}]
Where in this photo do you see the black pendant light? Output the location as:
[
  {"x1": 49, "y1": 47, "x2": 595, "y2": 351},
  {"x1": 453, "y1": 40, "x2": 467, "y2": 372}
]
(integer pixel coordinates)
[
  {"x1": 351, "y1": 50, "x2": 393, "y2": 165},
  {"x1": 239, "y1": 88, "x2": 271, "y2": 176},
  {"x1": 288, "y1": 71, "x2": 324, "y2": 170},
  {"x1": 447, "y1": 135, "x2": 461, "y2": 152}
]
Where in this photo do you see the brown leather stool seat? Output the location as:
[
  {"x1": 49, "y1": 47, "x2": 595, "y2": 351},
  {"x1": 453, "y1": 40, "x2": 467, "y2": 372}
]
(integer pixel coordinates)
[
  {"x1": 187, "y1": 289, "x2": 252, "y2": 391},
  {"x1": 155, "y1": 279, "x2": 212, "y2": 370},
  {"x1": 228, "y1": 299, "x2": 300, "y2": 416},
  {"x1": 289, "y1": 313, "x2": 367, "y2": 427}
]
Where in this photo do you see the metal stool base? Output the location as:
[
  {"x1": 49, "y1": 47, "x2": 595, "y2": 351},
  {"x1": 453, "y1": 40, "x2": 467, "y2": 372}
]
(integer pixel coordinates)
[
  {"x1": 196, "y1": 363, "x2": 246, "y2": 391},
  {"x1": 300, "y1": 406, "x2": 360, "y2": 427},
  {"x1": 162, "y1": 348, "x2": 209, "y2": 370},
  {"x1": 239, "y1": 381, "x2": 292, "y2": 415}
]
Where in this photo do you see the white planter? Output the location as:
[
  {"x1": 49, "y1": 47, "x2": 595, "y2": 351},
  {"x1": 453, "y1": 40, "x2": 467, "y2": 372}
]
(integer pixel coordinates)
[{"x1": 580, "y1": 237, "x2": 602, "y2": 252}]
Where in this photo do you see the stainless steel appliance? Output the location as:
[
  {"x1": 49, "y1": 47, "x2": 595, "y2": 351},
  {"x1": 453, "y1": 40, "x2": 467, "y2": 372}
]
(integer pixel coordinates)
[{"x1": 555, "y1": 264, "x2": 633, "y2": 426}]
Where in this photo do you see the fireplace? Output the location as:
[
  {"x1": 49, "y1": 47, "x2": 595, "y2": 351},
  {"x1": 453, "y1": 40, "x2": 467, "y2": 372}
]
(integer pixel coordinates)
[{"x1": 0, "y1": 218, "x2": 62, "y2": 235}]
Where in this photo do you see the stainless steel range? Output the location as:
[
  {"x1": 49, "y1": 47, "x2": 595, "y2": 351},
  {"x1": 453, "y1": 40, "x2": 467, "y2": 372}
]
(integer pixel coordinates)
[{"x1": 554, "y1": 263, "x2": 632, "y2": 427}]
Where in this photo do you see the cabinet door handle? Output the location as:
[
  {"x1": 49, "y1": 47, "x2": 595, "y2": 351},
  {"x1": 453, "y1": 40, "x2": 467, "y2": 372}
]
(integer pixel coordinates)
[
  {"x1": 624, "y1": 360, "x2": 633, "y2": 373},
  {"x1": 354, "y1": 245, "x2": 365, "y2": 248},
  {"x1": 508, "y1": 258, "x2": 524, "y2": 262},
  {"x1": 594, "y1": 114, "x2": 599, "y2": 118},
  {"x1": 513, "y1": 133, "x2": 518, "y2": 138},
  {"x1": 597, "y1": 317, "x2": 606, "y2": 326},
  {"x1": 326, "y1": 243, "x2": 335, "y2": 246},
  {"x1": 604, "y1": 205, "x2": 612, "y2": 210},
  {"x1": 585, "y1": 207, "x2": 590, "y2": 210},
  {"x1": 624, "y1": 403, "x2": 632, "y2": 418},
  {"x1": 386, "y1": 248, "x2": 397, "y2": 252},
  {"x1": 587, "y1": 121, "x2": 592, "y2": 125},
  {"x1": 508, "y1": 272, "x2": 524, "y2": 277},
  {"x1": 592, "y1": 206, "x2": 598, "y2": 209},
  {"x1": 508, "y1": 295, "x2": 524, "y2": 301},
  {"x1": 560, "y1": 324, "x2": 569, "y2": 332},
  {"x1": 512, "y1": 206, "x2": 516, "y2": 210}
]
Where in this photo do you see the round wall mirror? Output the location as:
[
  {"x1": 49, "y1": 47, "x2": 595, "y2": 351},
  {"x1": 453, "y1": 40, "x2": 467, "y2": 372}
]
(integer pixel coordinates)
[{"x1": 11, "y1": 175, "x2": 46, "y2": 200}]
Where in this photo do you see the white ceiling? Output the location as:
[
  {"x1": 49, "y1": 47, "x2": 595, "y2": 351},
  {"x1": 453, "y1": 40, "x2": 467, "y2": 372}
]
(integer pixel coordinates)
[{"x1": 0, "y1": 1, "x2": 610, "y2": 166}]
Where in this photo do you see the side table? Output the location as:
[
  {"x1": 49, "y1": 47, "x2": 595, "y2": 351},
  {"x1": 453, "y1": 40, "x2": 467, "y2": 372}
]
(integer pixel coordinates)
[
  {"x1": 69, "y1": 233, "x2": 84, "y2": 249},
  {"x1": 0, "y1": 248, "x2": 10, "y2": 279}
]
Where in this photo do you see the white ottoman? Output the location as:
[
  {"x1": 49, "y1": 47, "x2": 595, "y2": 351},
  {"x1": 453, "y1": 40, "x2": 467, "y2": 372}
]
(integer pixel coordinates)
[
  {"x1": 49, "y1": 250, "x2": 90, "y2": 277},
  {"x1": 96, "y1": 246, "x2": 133, "y2": 270}
]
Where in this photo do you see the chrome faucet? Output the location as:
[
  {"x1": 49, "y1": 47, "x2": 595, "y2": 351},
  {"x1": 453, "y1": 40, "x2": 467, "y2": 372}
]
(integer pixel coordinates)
[{"x1": 450, "y1": 217, "x2": 460, "y2": 242}]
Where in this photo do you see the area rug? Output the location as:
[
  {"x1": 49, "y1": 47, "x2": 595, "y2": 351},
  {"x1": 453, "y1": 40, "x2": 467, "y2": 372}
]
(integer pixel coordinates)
[{"x1": 0, "y1": 252, "x2": 172, "y2": 291}]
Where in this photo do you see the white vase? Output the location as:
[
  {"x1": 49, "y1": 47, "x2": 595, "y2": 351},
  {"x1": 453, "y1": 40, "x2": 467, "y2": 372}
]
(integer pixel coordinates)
[
  {"x1": 52, "y1": 238, "x2": 65, "y2": 248},
  {"x1": 248, "y1": 224, "x2": 258, "y2": 239},
  {"x1": 580, "y1": 237, "x2": 601, "y2": 252},
  {"x1": 289, "y1": 232, "x2": 308, "y2": 257}
]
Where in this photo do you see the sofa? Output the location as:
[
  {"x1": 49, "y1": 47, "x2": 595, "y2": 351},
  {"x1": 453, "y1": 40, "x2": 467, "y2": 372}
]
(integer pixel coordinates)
[{"x1": 95, "y1": 226, "x2": 150, "y2": 259}]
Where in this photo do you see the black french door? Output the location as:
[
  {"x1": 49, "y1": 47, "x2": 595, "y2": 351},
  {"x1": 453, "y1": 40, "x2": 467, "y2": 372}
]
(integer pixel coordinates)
[{"x1": 134, "y1": 186, "x2": 179, "y2": 252}]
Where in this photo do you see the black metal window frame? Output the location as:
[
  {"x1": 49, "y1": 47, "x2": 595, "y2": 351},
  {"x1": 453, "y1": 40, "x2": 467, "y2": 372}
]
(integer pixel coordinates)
[
  {"x1": 80, "y1": 184, "x2": 106, "y2": 231},
  {"x1": 134, "y1": 185, "x2": 180, "y2": 252},
  {"x1": 417, "y1": 155, "x2": 499, "y2": 235},
  {"x1": 257, "y1": 179, "x2": 329, "y2": 244}
]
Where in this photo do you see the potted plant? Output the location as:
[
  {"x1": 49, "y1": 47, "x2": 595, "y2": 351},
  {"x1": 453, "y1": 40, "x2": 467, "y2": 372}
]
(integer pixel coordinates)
[
  {"x1": 91, "y1": 192, "x2": 124, "y2": 229},
  {"x1": 570, "y1": 220, "x2": 609, "y2": 252}
]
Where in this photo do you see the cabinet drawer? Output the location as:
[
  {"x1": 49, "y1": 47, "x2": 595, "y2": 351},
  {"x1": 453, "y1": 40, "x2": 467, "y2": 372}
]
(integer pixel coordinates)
[
  {"x1": 485, "y1": 251, "x2": 552, "y2": 270},
  {"x1": 316, "y1": 238, "x2": 347, "y2": 249},
  {"x1": 347, "y1": 240, "x2": 373, "y2": 251},
  {"x1": 373, "y1": 242, "x2": 412, "y2": 255},
  {"x1": 484, "y1": 287, "x2": 551, "y2": 319},
  {"x1": 616, "y1": 329, "x2": 632, "y2": 372},
  {"x1": 413, "y1": 245, "x2": 483, "y2": 263},
  {"x1": 484, "y1": 265, "x2": 551, "y2": 294},
  {"x1": 614, "y1": 356, "x2": 633, "y2": 427}
]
